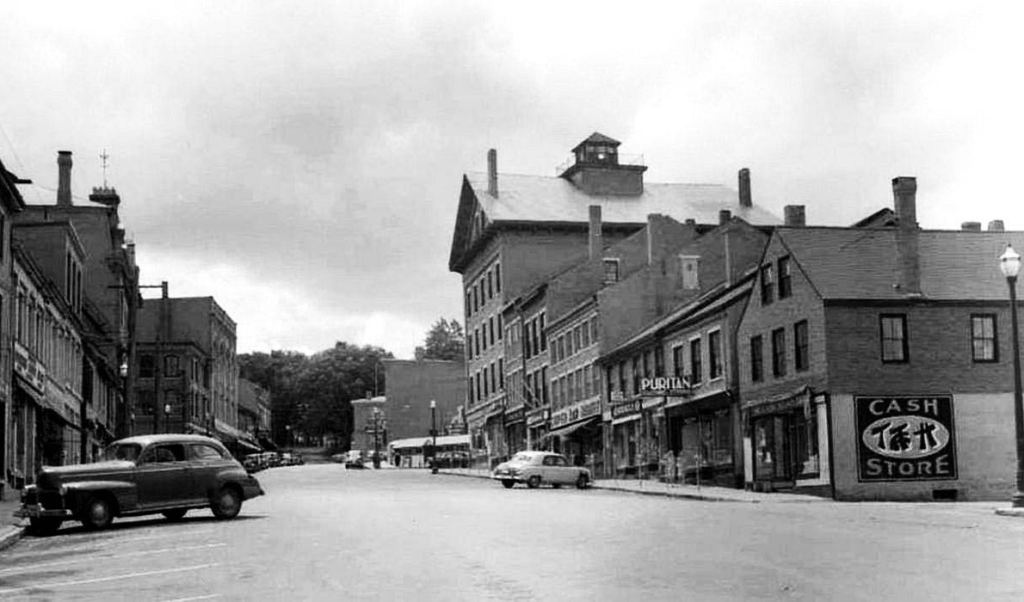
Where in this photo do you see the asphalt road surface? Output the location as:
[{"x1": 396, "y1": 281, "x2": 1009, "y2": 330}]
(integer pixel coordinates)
[{"x1": 2, "y1": 464, "x2": 1024, "y2": 601}]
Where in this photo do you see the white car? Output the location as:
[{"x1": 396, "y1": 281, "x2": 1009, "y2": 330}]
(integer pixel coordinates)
[{"x1": 491, "y1": 451, "x2": 591, "y2": 489}]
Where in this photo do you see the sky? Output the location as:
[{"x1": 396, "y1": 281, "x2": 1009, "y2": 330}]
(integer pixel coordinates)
[{"x1": 1, "y1": 1, "x2": 1021, "y2": 359}]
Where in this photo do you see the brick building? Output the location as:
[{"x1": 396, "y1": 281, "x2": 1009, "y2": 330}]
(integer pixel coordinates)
[
  {"x1": 0, "y1": 156, "x2": 26, "y2": 492},
  {"x1": 134, "y1": 296, "x2": 241, "y2": 450},
  {"x1": 381, "y1": 359, "x2": 465, "y2": 443},
  {"x1": 450, "y1": 134, "x2": 777, "y2": 468},
  {"x1": 737, "y1": 177, "x2": 1023, "y2": 500}
]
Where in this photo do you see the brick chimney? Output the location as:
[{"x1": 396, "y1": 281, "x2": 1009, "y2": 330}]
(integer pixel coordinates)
[
  {"x1": 988, "y1": 220, "x2": 1005, "y2": 232},
  {"x1": 57, "y1": 151, "x2": 73, "y2": 207},
  {"x1": 961, "y1": 222, "x2": 982, "y2": 232},
  {"x1": 487, "y1": 149, "x2": 498, "y2": 197},
  {"x1": 588, "y1": 205, "x2": 603, "y2": 260},
  {"x1": 719, "y1": 209, "x2": 732, "y2": 225},
  {"x1": 892, "y1": 177, "x2": 920, "y2": 295},
  {"x1": 738, "y1": 168, "x2": 752, "y2": 208},
  {"x1": 784, "y1": 205, "x2": 806, "y2": 226}
]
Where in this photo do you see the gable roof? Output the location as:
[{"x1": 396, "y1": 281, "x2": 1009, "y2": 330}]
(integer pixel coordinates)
[{"x1": 777, "y1": 227, "x2": 1024, "y2": 301}]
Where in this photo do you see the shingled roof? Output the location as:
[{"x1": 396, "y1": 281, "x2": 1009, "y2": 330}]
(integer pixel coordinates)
[{"x1": 777, "y1": 227, "x2": 1024, "y2": 301}]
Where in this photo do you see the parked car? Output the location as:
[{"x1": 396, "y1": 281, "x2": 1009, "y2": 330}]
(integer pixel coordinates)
[
  {"x1": 491, "y1": 451, "x2": 591, "y2": 489},
  {"x1": 14, "y1": 434, "x2": 265, "y2": 535}
]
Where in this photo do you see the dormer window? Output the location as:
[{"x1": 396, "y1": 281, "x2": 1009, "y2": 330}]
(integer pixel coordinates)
[{"x1": 603, "y1": 258, "x2": 620, "y2": 284}]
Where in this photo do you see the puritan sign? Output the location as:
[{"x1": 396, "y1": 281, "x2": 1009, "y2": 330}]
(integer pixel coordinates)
[
  {"x1": 639, "y1": 377, "x2": 692, "y2": 398},
  {"x1": 855, "y1": 395, "x2": 957, "y2": 482}
]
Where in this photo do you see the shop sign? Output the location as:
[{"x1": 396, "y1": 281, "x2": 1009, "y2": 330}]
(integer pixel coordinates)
[
  {"x1": 855, "y1": 395, "x2": 957, "y2": 482},
  {"x1": 505, "y1": 407, "x2": 525, "y2": 424},
  {"x1": 526, "y1": 408, "x2": 549, "y2": 426},
  {"x1": 14, "y1": 344, "x2": 46, "y2": 393},
  {"x1": 639, "y1": 376, "x2": 692, "y2": 398},
  {"x1": 550, "y1": 399, "x2": 600, "y2": 429},
  {"x1": 611, "y1": 398, "x2": 643, "y2": 419}
]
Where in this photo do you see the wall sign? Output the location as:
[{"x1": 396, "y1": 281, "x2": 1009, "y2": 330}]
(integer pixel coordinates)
[{"x1": 855, "y1": 396, "x2": 957, "y2": 482}]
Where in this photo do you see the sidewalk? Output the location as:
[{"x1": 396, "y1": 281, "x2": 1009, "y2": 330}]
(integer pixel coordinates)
[
  {"x1": 439, "y1": 468, "x2": 828, "y2": 503},
  {"x1": 0, "y1": 487, "x2": 28, "y2": 551}
]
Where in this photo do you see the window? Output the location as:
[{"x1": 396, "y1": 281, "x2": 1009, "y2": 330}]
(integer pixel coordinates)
[
  {"x1": 487, "y1": 270, "x2": 493, "y2": 299},
  {"x1": 189, "y1": 444, "x2": 226, "y2": 460},
  {"x1": 582, "y1": 321, "x2": 590, "y2": 348},
  {"x1": 880, "y1": 314, "x2": 908, "y2": 363},
  {"x1": 690, "y1": 338, "x2": 702, "y2": 384},
  {"x1": 750, "y1": 335, "x2": 764, "y2": 382},
  {"x1": 794, "y1": 320, "x2": 809, "y2": 371},
  {"x1": 164, "y1": 354, "x2": 180, "y2": 377},
  {"x1": 591, "y1": 317, "x2": 599, "y2": 343},
  {"x1": 760, "y1": 264, "x2": 775, "y2": 305},
  {"x1": 475, "y1": 328, "x2": 481, "y2": 356},
  {"x1": 489, "y1": 317, "x2": 495, "y2": 348},
  {"x1": 541, "y1": 366, "x2": 548, "y2": 404},
  {"x1": 497, "y1": 315, "x2": 503, "y2": 340},
  {"x1": 466, "y1": 292, "x2": 472, "y2": 317},
  {"x1": 618, "y1": 362, "x2": 627, "y2": 395},
  {"x1": 771, "y1": 328, "x2": 786, "y2": 377},
  {"x1": 495, "y1": 263, "x2": 501, "y2": 293},
  {"x1": 708, "y1": 330, "x2": 722, "y2": 380},
  {"x1": 140, "y1": 355, "x2": 155, "y2": 378},
  {"x1": 778, "y1": 257, "x2": 792, "y2": 299},
  {"x1": 654, "y1": 345, "x2": 664, "y2": 378},
  {"x1": 499, "y1": 358, "x2": 505, "y2": 389},
  {"x1": 539, "y1": 313, "x2": 546, "y2": 351},
  {"x1": 971, "y1": 314, "x2": 998, "y2": 362},
  {"x1": 672, "y1": 345, "x2": 684, "y2": 377},
  {"x1": 472, "y1": 286, "x2": 478, "y2": 313},
  {"x1": 603, "y1": 259, "x2": 620, "y2": 283}
]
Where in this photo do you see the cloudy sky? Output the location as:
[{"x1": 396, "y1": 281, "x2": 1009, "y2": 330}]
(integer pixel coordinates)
[{"x1": 1, "y1": 1, "x2": 1020, "y2": 359}]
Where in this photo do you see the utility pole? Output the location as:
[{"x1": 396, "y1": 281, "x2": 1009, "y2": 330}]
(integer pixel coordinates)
[{"x1": 139, "y1": 281, "x2": 168, "y2": 434}]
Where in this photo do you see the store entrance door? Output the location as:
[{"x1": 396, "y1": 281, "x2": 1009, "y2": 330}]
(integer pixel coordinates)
[{"x1": 753, "y1": 415, "x2": 794, "y2": 487}]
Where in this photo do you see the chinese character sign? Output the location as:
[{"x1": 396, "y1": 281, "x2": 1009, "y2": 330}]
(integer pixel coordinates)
[{"x1": 855, "y1": 396, "x2": 957, "y2": 482}]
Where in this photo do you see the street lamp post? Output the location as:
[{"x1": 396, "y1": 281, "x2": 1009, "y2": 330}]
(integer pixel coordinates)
[
  {"x1": 1000, "y1": 244, "x2": 1024, "y2": 507},
  {"x1": 430, "y1": 400, "x2": 438, "y2": 474},
  {"x1": 372, "y1": 408, "x2": 381, "y2": 469},
  {"x1": 164, "y1": 403, "x2": 172, "y2": 434}
]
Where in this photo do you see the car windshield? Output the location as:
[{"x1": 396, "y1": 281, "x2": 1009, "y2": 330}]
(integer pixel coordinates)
[{"x1": 102, "y1": 442, "x2": 143, "y2": 462}]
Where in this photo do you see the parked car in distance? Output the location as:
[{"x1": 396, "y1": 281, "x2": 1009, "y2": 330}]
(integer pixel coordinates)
[
  {"x1": 491, "y1": 451, "x2": 591, "y2": 489},
  {"x1": 14, "y1": 434, "x2": 265, "y2": 535}
]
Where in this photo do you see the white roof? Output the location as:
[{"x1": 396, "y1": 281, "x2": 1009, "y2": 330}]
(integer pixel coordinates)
[{"x1": 389, "y1": 434, "x2": 470, "y2": 450}]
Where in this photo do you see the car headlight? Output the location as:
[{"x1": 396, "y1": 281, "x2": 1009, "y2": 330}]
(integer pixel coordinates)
[{"x1": 59, "y1": 484, "x2": 69, "y2": 497}]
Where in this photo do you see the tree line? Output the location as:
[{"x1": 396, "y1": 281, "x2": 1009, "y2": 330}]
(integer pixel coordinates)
[{"x1": 238, "y1": 317, "x2": 463, "y2": 450}]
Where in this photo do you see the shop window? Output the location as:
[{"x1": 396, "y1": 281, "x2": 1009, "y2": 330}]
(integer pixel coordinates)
[
  {"x1": 880, "y1": 314, "x2": 908, "y2": 363},
  {"x1": 971, "y1": 314, "x2": 998, "y2": 362},
  {"x1": 771, "y1": 328, "x2": 786, "y2": 377},
  {"x1": 750, "y1": 335, "x2": 764, "y2": 382},
  {"x1": 778, "y1": 256, "x2": 792, "y2": 299},
  {"x1": 708, "y1": 331, "x2": 722, "y2": 380},
  {"x1": 794, "y1": 320, "x2": 809, "y2": 371}
]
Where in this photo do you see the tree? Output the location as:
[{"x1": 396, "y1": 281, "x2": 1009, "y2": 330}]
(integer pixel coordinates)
[{"x1": 415, "y1": 317, "x2": 465, "y2": 361}]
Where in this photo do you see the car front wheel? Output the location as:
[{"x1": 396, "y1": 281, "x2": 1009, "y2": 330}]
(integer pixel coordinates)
[
  {"x1": 211, "y1": 487, "x2": 242, "y2": 520},
  {"x1": 501, "y1": 480, "x2": 515, "y2": 489},
  {"x1": 82, "y1": 496, "x2": 114, "y2": 530},
  {"x1": 526, "y1": 475, "x2": 541, "y2": 489},
  {"x1": 575, "y1": 473, "x2": 590, "y2": 489}
]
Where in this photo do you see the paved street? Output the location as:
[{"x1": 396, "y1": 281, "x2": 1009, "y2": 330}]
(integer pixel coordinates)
[{"x1": 2, "y1": 465, "x2": 1024, "y2": 601}]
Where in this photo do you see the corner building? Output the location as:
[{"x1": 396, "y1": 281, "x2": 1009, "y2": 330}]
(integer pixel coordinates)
[{"x1": 737, "y1": 177, "x2": 1024, "y2": 500}]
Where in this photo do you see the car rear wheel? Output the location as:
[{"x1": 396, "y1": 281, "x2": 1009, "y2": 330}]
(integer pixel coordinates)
[
  {"x1": 575, "y1": 473, "x2": 590, "y2": 489},
  {"x1": 29, "y1": 517, "x2": 62, "y2": 536},
  {"x1": 501, "y1": 480, "x2": 515, "y2": 489},
  {"x1": 211, "y1": 487, "x2": 242, "y2": 520},
  {"x1": 526, "y1": 475, "x2": 541, "y2": 489},
  {"x1": 162, "y1": 509, "x2": 188, "y2": 521},
  {"x1": 81, "y1": 496, "x2": 114, "y2": 530}
]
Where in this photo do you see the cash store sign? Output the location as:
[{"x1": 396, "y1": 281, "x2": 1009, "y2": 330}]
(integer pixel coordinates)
[{"x1": 855, "y1": 396, "x2": 957, "y2": 482}]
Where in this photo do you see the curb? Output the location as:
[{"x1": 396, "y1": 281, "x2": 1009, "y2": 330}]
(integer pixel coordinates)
[
  {"x1": 590, "y1": 484, "x2": 753, "y2": 503},
  {"x1": 0, "y1": 525, "x2": 25, "y2": 552}
]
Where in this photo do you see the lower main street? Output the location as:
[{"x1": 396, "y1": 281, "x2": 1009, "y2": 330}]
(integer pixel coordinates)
[{"x1": 3, "y1": 464, "x2": 1024, "y2": 601}]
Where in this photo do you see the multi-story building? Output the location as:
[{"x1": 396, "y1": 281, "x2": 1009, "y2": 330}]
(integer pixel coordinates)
[
  {"x1": 134, "y1": 296, "x2": 240, "y2": 448},
  {"x1": 598, "y1": 217, "x2": 772, "y2": 484},
  {"x1": 10, "y1": 238, "x2": 85, "y2": 475},
  {"x1": 737, "y1": 177, "x2": 1023, "y2": 501},
  {"x1": 0, "y1": 155, "x2": 26, "y2": 492},
  {"x1": 350, "y1": 395, "x2": 387, "y2": 458},
  {"x1": 450, "y1": 134, "x2": 777, "y2": 468},
  {"x1": 17, "y1": 151, "x2": 138, "y2": 439}
]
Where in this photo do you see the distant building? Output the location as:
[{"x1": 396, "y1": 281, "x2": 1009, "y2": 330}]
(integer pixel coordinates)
[
  {"x1": 238, "y1": 378, "x2": 272, "y2": 449},
  {"x1": 1, "y1": 155, "x2": 27, "y2": 488},
  {"x1": 350, "y1": 396, "x2": 387, "y2": 457},
  {"x1": 134, "y1": 296, "x2": 242, "y2": 451},
  {"x1": 381, "y1": 359, "x2": 466, "y2": 442}
]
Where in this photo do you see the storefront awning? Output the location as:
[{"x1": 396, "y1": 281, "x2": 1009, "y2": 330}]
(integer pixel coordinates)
[
  {"x1": 231, "y1": 438, "x2": 262, "y2": 454},
  {"x1": 546, "y1": 415, "x2": 601, "y2": 440}
]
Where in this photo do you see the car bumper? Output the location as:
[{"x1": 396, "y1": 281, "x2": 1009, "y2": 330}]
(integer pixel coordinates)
[
  {"x1": 491, "y1": 473, "x2": 523, "y2": 482},
  {"x1": 14, "y1": 504, "x2": 72, "y2": 519},
  {"x1": 242, "y1": 477, "x2": 265, "y2": 500}
]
